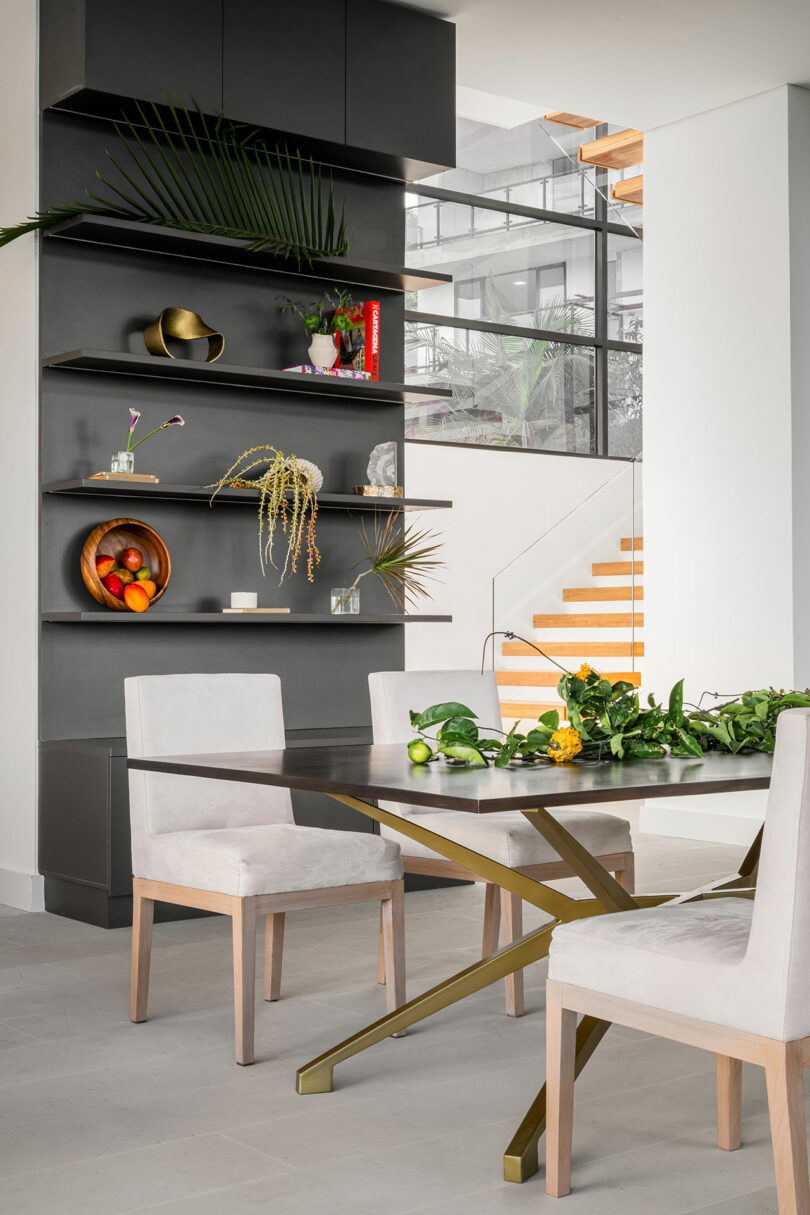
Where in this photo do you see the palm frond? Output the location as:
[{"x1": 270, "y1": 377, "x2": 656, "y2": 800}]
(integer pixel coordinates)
[
  {"x1": 0, "y1": 97, "x2": 349, "y2": 263},
  {"x1": 351, "y1": 512, "x2": 444, "y2": 612}
]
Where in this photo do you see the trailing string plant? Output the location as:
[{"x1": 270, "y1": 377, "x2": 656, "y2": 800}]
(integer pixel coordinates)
[
  {"x1": 278, "y1": 290, "x2": 355, "y2": 335},
  {"x1": 0, "y1": 98, "x2": 348, "y2": 264},
  {"x1": 406, "y1": 630, "x2": 810, "y2": 767},
  {"x1": 337, "y1": 511, "x2": 443, "y2": 611},
  {"x1": 209, "y1": 446, "x2": 321, "y2": 583}
]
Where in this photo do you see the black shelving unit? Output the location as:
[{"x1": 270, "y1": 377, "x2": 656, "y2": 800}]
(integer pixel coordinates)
[
  {"x1": 46, "y1": 215, "x2": 452, "y2": 293},
  {"x1": 38, "y1": 0, "x2": 457, "y2": 926},
  {"x1": 43, "y1": 349, "x2": 451, "y2": 405},
  {"x1": 43, "y1": 479, "x2": 452, "y2": 511},
  {"x1": 42, "y1": 612, "x2": 452, "y2": 624}
]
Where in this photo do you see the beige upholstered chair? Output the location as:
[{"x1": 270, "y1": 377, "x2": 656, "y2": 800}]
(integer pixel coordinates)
[
  {"x1": 546, "y1": 708, "x2": 810, "y2": 1212},
  {"x1": 369, "y1": 669, "x2": 634, "y2": 1017},
  {"x1": 125, "y1": 673, "x2": 405, "y2": 1065}
]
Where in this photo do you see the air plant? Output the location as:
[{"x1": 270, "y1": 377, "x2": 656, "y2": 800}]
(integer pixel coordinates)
[
  {"x1": 339, "y1": 512, "x2": 443, "y2": 612},
  {"x1": 125, "y1": 409, "x2": 185, "y2": 452},
  {"x1": 0, "y1": 99, "x2": 348, "y2": 265},
  {"x1": 209, "y1": 446, "x2": 320, "y2": 583}
]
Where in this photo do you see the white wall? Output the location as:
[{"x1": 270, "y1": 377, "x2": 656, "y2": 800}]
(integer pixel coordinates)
[
  {"x1": 641, "y1": 85, "x2": 806, "y2": 842},
  {"x1": 0, "y1": 1, "x2": 41, "y2": 909},
  {"x1": 403, "y1": 442, "x2": 621, "y2": 671}
]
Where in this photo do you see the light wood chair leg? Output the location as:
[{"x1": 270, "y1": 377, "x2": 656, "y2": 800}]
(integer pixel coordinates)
[
  {"x1": 482, "y1": 882, "x2": 501, "y2": 957},
  {"x1": 232, "y1": 896, "x2": 257, "y2": 1066},
  {"x1": 130, "y1": 881, "x2": 155, "y2": 1024},
  {"x1": 501, "y1": 888, "x2": 525, "y2": 1017},
  {"x1": 381, "y1": 881, "x2": 406, "y2": 1032},
  {"x1": 546, "y1": 980, "x2": 577, "y2": 1198},
  {"x1": 264, "y1": 912, "x2": 285, "y2": 1002},
  {"x1": 614, "y1": 853, "x2": 635, "y2": 893},
  {"x1": 377, "y1": 904, "x2": 386, "y2": 984},
  {"x1": 765, "y1": 1041, "x2": 810, "y2": 1215},
  {"x1": 717, "y1": 1054, "x2": 742, "y2": 1150}
]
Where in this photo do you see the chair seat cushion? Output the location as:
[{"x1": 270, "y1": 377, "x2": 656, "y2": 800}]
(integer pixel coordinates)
[
  {"x1": 136, "y1": 823, "x2": 403, "y2": 897},
  {"x1": 381, "y1": 807, "x2": 632, "y2": 869},
  {"x1": 548, "y1": 898, "x2": 754, "y2": 1019}
]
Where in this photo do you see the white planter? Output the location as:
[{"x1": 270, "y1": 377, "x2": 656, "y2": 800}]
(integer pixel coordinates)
[{"x1": 308, "y1": 332, "x2": 338, "y2": 369}]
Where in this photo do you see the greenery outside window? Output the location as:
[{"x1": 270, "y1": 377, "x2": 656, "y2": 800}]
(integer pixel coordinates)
[{"x1": 404, "y1": 116, "x2": 643, "y2": 458}]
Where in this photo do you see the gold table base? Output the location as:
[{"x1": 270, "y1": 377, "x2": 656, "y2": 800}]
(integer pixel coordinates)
[{"x1": 296, "y1": 792, "x2": 760, "y2": 1184}]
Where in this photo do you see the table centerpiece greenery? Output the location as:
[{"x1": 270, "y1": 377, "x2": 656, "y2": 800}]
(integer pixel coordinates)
[{"x1": 405, "y1": 631, "x2": 810, "y2": 768}]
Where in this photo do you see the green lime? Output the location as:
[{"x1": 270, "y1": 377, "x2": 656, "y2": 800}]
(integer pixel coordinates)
[
  {"x1": 135, "y1": 566, "x2": 152, "y2": 581},
  {"x1": 408, "y1": 739, "x2": 433, "y2": 764}
]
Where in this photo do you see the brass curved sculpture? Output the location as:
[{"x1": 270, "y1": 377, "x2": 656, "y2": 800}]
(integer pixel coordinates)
[{"x1": 143, "y1": 308, "x2": 225, "y2": 362}]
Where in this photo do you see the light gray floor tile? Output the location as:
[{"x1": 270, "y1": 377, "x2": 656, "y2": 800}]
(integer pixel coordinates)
[
  {"x1": 1, "y1": 1132, "x2": 290, "y2": 1215},
  {"x1": 0, "y1": 829, "x2": 798, "y2": 1215}
]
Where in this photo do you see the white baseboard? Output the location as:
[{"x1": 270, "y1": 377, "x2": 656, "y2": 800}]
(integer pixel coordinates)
[{"x1": 0, "y1": 868, "x2": 44, "y2": 912}]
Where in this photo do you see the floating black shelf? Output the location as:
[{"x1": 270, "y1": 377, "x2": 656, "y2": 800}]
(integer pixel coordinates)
[
  {"x1": 42, "y1": 479, "x2": 451, "y2": 512},
  {"x1": 41, "y1": 612, "x2": 452, "y2": 624},
  {"x1": 46, "y1": 215, "x2": 452, "y2": 293},
  {"x1": 42, "y1": 349, "x2": 451, "y2": 405}
]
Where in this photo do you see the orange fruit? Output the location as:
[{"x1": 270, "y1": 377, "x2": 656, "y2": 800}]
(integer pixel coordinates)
[
  {"x1": 123, "y1": 583, "x2": 150, "y2": 613},
  {"x1": 139, "y1": 579, "x2": 157, "y2": 600}
]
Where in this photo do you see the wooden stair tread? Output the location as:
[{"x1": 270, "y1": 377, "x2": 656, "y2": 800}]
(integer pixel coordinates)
[
  {"x1": 620, "y1": 537, "x2": 643, "y2": 551},
  {"x1": 533, "y1": 612, "x2": 644, "y2": 628},
  {"x1": 611, "y1": 174, "x2": 643, "y2": 205},
  {"x1": 502, "y1": 641, "x2": 644, "y2": 657},
  {"x1": 578, "y1": 129, "x2": 643, "y2": 170},
  {"x1": 543, "y1": 110, "x2": 602, "y2": 130},
  {"x1": 592, "y1": 561, "x2": 643, "y2": 576},
  {"x1": 563, "y1": 586, "x2": 643, "y2": 602},
  {"x1": 496, "y1": 670, "x2": 640, "y2": 687},
  {"x1": 500, "y1": 701, "x2": 567, "y2": 720}
]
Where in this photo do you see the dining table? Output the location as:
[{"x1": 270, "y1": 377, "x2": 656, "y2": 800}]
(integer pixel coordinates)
[{"x1": 128, "y1": 742, "x2": 773, "y2": 1183}]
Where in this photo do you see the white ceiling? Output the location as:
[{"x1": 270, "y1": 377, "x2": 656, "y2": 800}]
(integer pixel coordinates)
[{"x1": 402, "y1": 0, "x2": 810, "y2": 130}]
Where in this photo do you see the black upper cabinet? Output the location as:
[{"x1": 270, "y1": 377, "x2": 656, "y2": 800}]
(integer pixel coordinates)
[
  {"x1": 40, "y1": 0, "x2": 456, "y2": 179},
  {"x1": 40, "y1": 0, "x2": 224, "y2": 115},
  {"x1": 346, "y1": 0, "x2": 455, "y2": 173},
  {"x1": 223, "y1": 0, "x2": 347, "y2": 145}
]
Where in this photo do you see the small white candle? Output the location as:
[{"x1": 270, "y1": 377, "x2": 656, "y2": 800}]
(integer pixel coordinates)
[{"x1": 231, "y1": 592, "x2": 258, "y2": 609}]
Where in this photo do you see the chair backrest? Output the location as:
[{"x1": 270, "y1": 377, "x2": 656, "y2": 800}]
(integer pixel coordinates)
[
  {"x1": 125, "y1": 674, "x2": 294, "y2": 842},
  {"x1": 369, "y1": 669, "x2": 502, "y2": 816},
  {"x1": 745, "y1": 708, "x2": 810, "y2": 1040}
]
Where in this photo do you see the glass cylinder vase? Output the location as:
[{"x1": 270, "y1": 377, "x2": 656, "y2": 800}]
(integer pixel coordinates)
[
  {"x1": 331, "y1": 587, "x2": 359, "y2": 615},
  {"x1": 111, "y1": 450, "x2": 135, "y2": 475}
]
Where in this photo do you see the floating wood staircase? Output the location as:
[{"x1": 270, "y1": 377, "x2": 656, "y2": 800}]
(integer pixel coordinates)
[
  {"x1": 498, "y1": 536, "x2": 644, "y2": 725},
  {"x1": 544, "y1": 112, "x2": 644, "y2": 207}
]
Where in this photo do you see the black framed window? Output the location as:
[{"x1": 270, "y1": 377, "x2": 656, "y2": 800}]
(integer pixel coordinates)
[{"x1": 403, "y1": 116, "x2": 643, "y2": 458}]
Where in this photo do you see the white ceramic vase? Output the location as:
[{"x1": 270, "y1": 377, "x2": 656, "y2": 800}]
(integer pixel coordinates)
[{"x1": 308, "y1": 332, "x2": 338, "y2": 369}]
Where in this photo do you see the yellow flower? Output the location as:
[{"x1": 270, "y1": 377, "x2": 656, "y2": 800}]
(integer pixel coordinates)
[
  {"x1": 547, "y1": 726, "x2": 583, "y2": 763},
  {"x1": 576, "y1": 663, "x2": 593, "y2": 680}
]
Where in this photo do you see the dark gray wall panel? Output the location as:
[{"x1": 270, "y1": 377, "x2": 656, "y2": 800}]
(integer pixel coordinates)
[{"x1": 40, "y1": 623, "x2": 402, "y2": 739}]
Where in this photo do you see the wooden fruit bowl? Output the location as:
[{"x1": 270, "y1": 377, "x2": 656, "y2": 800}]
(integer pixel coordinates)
[{"x1": 81, "y1": 518, "x2": 171, "y2": 611}]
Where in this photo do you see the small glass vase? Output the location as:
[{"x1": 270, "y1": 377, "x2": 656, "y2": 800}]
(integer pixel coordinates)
[
  {"x1": 331, "y1": 587, "x2": 359, "y2": 615},
  {"x1": 111, "y1": 450, "x2": 134, "y2": 475}
]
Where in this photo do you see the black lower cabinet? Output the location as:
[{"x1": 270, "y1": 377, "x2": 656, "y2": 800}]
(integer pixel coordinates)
[{"x1": 39, "y1": 731, "x2": 386, "y2": 929}]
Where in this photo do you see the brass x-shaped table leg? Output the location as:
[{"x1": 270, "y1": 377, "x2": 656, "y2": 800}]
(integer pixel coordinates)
[{"x1": 295, "y1": 792, "x2": 758, "y2": 1185}]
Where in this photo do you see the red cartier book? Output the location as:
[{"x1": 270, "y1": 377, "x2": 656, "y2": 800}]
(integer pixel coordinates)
[{"x1": 335, "y1": 301, "x2": 380, "y2": 380}]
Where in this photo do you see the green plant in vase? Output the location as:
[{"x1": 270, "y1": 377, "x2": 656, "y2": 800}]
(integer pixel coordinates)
[
  {"x1": 279, "y1": 290, "x2": 355, "y2": 368},
  {"x1": 333, "y1": 512, "x2": 443, "y2": 614},
  {"x1": 210, "y1": 446, "x2": 321, "y2": 582}
]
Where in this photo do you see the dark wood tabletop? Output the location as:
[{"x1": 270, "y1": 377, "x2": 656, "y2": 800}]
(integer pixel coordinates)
[{"x1": 128, "y1": 743, "x2": 773, "y2": 814}]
